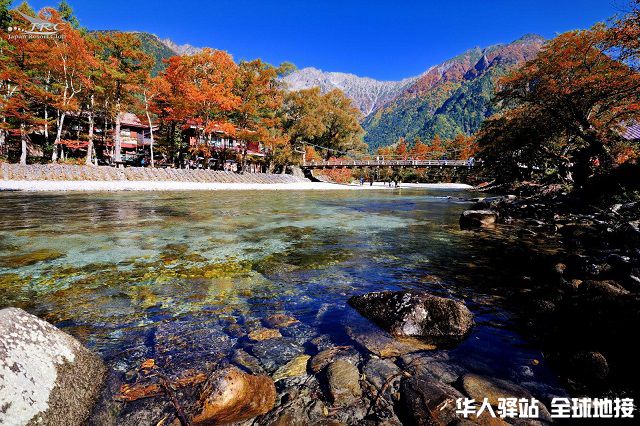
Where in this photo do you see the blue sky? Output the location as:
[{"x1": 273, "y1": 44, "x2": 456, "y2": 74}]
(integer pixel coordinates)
[{"x1": 19, "y1": 0, "x2": 626, "y2": 80}]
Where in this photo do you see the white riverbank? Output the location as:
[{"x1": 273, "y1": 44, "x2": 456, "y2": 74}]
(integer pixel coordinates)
[{"x1": 0, "y1": 180, "x2": 473, "y2": 192}]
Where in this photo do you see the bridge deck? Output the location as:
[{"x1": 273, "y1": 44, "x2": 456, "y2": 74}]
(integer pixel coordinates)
[{"x1": 302, "y1": 159, "x2": 473, "y2": 169}]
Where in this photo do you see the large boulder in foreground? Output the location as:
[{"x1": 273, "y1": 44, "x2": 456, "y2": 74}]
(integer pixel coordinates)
[
  {"x1": 460, "y1": 210, "x2": 498, "y2": 229},
  {"x1": 348, "y1": 291, "x2": 474, "y2": 346},
  {"x1": 0, "y1": 307, "x2": 106, "y2": 426},
  {"x1": 192, "y1": 366, "x2": 276, "y2": 425}
]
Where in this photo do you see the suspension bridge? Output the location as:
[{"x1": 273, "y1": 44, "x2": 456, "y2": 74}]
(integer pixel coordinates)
[{"x1": 301, "y1": 158, "x2": 474, "y2": 169}]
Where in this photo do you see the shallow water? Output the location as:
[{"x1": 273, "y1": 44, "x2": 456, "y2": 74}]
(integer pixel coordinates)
[{"x1": 0, "y1": 190, "x2": 564, "y2": 397}]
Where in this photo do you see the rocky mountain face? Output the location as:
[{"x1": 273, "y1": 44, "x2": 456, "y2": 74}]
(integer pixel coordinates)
[
  {"x1": 285, "y1": 34, "x2": 545, "y2": 150},
  {"x1": 160, "y1": 38, "x2": 203, "y2": 56},
  {"x1": 282, "y1": 68, "x2": 420, "y2": 116}
]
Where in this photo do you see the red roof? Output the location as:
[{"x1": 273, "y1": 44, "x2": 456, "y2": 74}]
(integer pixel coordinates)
[{"x1": 119, "y1": 112, "x2": 149, "y2": 129}]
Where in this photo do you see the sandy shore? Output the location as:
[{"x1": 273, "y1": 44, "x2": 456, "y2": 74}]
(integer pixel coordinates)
[{"x1": 0, "y1": 180, "x2": 473, "y2": 192}]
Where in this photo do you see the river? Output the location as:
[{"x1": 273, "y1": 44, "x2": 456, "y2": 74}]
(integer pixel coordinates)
[{"x1": 0, "y1": 189, "x2": 566, "y2": 418}]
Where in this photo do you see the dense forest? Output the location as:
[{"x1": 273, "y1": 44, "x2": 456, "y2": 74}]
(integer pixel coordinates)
[{"x1": 0, "y1": 1, "x2": 366, "y2": 171}]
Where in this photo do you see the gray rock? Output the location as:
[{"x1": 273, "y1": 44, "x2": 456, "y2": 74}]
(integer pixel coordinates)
[
  {"x1": 461, "y1": 373, "x2": 531, "y2": 406},
  {"x1": 348, "y1": 291, "x2": 474, "y2": 346},
  {"x1": 400, "y1": 353, "x2": 465, "y2": 384},
  {"x1": 363, "y1": 358, "x2": 401, "y2": 401},
  {"x1": 460, "y1": 210, "x2": 499, "y2": 229},
  {"x1": 0, "y1": 307, "x2": 106, "y2": 426},
  {"x1": 400, "y1": 375, "x2": 463, "y2": 425},
  {"x1": 310, "y1": 346, "x2": 361, "y2": 374},
  {"x1": 325, "y1": 360, "x2": 362, "y2": 406},
  {"x1": 346, "y1": 322, "x2": 437, "y2": 358}
]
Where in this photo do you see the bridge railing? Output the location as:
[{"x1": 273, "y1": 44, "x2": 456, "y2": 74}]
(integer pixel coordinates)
[{"x1": 302, "y1": 159, "x2": 474, "y2": 168}]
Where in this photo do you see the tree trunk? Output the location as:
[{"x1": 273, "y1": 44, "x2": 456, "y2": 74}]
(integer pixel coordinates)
[
  {"x1": 44, "y1": 106, "x2": 49, "y2": 158},
  {"x1": 146, "y1": 109, "x2": 155, "y2": 168},
  {"x1": 114, "y1": 101, "x2": 122, "y2": 165},
  {"x1": 52, "y1": 110, "x2": 60, "y2": 162},
  {"x1": 20, "y1": 122, "x2": 27, "y2": 165},
  {"x1": 0, "y1": 117, "x2": 5, "y2": 157},
  {"x1": 86, "y1": 95, "x2": 95, "y2": 166},
  {"x1": 54, "y1": 111, "x2": 66, "y2": 154}
]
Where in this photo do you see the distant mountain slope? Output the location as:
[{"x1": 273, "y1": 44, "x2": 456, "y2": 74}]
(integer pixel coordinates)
[
  {"x1": 133, "y1": 32, "x2": 178, "y2": 75},
  {"x1": 282, "y1": 68, "x2": 420, "y2": 116},
  {"x1": 363, "y1": 35, "x2": 544, "y2": 150},
  {"x1": 284, "y1": 34, "x2": 544, "y2": 151}
]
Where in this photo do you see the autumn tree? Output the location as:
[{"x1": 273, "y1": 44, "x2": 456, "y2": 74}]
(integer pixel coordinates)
[
  {"x1": 158, "y1": 49, "x2": 239, "y2": 167},
  {"x1": 410, "y1": 137, "x2": 429, "y2": 159},
  {"x1": 478, "y1": 28, "x2": 640, "y2": 185},
  {"x1": 48, "y1": 12, "x2": 96, "y2": 161},
  {"x1": 283, "y1": 87, "x2": 366, "y2": 161},
  {"x1": 447, "y1": 133, "x2": 477, "y2": 160},
  {"x1": 57, "y1": 0, "x2": 79, "y2": 29},
  {"x1": 97, "y1": 32, "x2": 152, "y2": 164},
  {"x1": 232, "y1": 60, "x2": 289, "y2": 172},
  {"x1": 1, "y1": 4, "x2": 50, "y2": 164}
]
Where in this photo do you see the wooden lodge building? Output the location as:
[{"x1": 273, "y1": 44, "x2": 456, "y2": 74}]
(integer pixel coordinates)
[
  {"x1": 1, "y1": 111, "x2": 268, "y2": 171},
  {"x1": 184, "y1": 120, "x2": 267, "y2": 172}
]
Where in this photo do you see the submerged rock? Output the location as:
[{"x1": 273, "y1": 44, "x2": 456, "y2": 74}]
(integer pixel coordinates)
[
  {"x1": 460, "y1": 210, "x2": 499, "y2": 229},
  {"x1": 310, "y1": 346, "x2": 361, "y2": 374},
  {"x1": 325, "y1": 360, "x2": 362, "y2": 406},
  {"x1": 0, "y1": 307, "x2": 106, "y2": 426},
  {"x1": 192, "y1": 366, "x2": 276, "y2": 425},
  {"x1": 263, "y1": 313, "x2": 299, "y2": 328},
  {"x1": 0, "y1": 248, "x2": 64, "y2": 267},
  {"x1": 348, "y1": 291, "x2": 474, "y2": 346},
  {"x1": 272, "y1": 355, "x2": 311, "y2": 382},
  {"x1": 231, "y1": 349, "x2": 266, "y2": 375},
  {"x1": 346, "y1": 323, "x2": 436, "y2": 358},
  {"x1": 247, "y1": 327, "x2": 282, "y2": 341},
  {"x1": 248, "y1": 338, "x2": 305, "y2": 373}
]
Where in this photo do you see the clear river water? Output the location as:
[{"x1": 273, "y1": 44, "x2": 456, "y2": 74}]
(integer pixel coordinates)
[{"x1": 0, "y1": 189, "x2": 566, "y2": 403}]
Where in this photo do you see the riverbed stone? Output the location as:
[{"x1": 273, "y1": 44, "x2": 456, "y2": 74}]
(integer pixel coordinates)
[
  {"x1": 400, "y1": 375, "x2": 463, "y2": 425},
  {"x1": 231, "y1": 348, "x2": 266, "y2": 375},
  {"x1": 580, "y1": 280, "x2": 630, "y2": 297},
  {"x1": 192, "y1": 366, "x2": 276, "y2": 425},
  {"x1": 0, "y1": 307, "x2": 106, "y2": 426},
  {"x1": 460, "y1": 210, "x2": 499, "y2": 229},
  {"x1": 400, "y1": 352, "x2": 466, "y2": 384},
  {"x1": 325, "y1": 360, "x2": 362, "y2": 406},
  {"x1": 363, "y1": 357, "x2": 402, "y2": 397},
  {"x1": 348, "y1": 291, "x2": 474, "y2": 345},
  {"x1": 263, "y1": 313, "x2": 299, "y2": 328},
  {"x1": 461, "y1": 373, "x2": 532, "y2": 406},
  {"x1": 346, "y1": 322, "x2": 436, "y2": 357},
  {"x1": 248, "y1": 338, "x2": 305, "y2": 373},
  {"x1": 272, "y1": 354, "x2": 311, "y2": 382},
  {"x1": 310, "y1": 346, "x2": 360, "y2": 374},
  {"x1": 248, "y1": 327, "x2": 282, "y2": 341}
]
